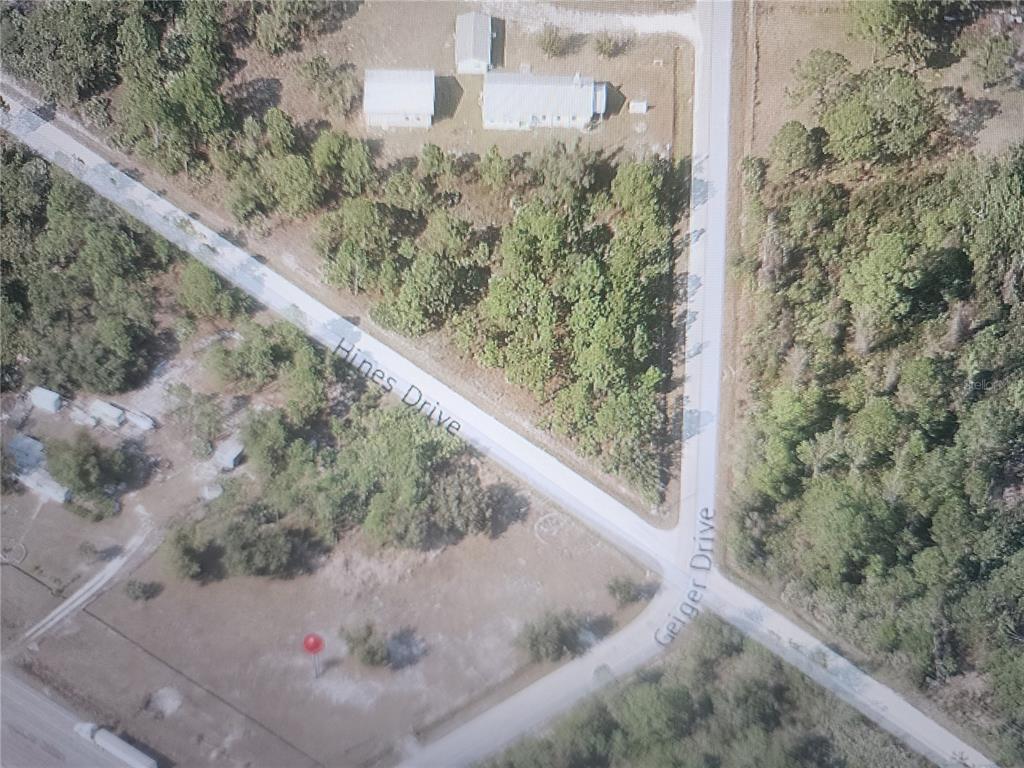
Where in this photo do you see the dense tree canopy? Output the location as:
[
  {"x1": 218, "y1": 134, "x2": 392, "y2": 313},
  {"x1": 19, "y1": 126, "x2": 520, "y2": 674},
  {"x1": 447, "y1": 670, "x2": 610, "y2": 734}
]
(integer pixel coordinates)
[
  {"x1": 740, "y1": 58, "x2": 1023, "y2": 757},
  {"x1": 0, "y1": 139, "x2": 176, "y2": 393},
  {"x1": 821, "y1": 67, "x2": 939, "y2": 164},
  {"x1": 3, "y1": 2, "x2": 681, "y2": 505},
  {"x1": 769, "y1": 121, "x2": 822, "y2": 177},
  {"x1": 490, "y1": 618, "x2": 928, "y2": 768},
  {"x1": 0, "y1": 1, "x2": 125, "y2": 106}
]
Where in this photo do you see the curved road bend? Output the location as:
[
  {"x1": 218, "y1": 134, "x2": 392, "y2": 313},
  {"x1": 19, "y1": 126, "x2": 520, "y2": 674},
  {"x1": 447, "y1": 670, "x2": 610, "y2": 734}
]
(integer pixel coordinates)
[
  {"x1": 0, "y1": 9, "x2": 996, "y2": 762},
  {"x1": 409, "y1": 2, "x2": 1001, "y2": 766}
]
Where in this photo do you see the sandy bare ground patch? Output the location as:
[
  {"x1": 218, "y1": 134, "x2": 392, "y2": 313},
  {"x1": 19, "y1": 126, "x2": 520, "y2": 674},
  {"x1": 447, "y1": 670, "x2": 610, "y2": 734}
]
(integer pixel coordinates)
[
  {"x1": 2, "y1": 334, "x2": 648, "y2": 767},
  {"x1": 9, "y1": 498, "x2": 644, "y2": 766},
  {"x1": 229, "y1": 1, "x2": 684, "y2": 162}
]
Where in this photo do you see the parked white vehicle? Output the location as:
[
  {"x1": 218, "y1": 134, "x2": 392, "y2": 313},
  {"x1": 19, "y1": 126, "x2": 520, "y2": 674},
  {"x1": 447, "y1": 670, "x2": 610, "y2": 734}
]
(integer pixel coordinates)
[{"x1": 74, "y1": 723, "x2": 157, "y2": 768}]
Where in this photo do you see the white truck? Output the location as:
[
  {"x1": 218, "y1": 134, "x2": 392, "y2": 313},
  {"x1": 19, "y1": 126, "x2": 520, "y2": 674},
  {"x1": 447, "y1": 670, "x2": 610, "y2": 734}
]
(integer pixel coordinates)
[{"x1": 74, "y1": 723, "x2": 158, "y2": 768}]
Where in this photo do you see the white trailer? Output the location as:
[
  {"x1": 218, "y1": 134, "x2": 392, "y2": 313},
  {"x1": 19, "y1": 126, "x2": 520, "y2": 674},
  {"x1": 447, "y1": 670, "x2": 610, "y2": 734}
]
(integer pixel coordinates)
[
  {"x1": 19, "y1": 468, "x2": 71, "y2": 503},
  {"x1": 125, "y1": 410, "x2": 157, "y2": 431},
  {"x1": 74, "y1": 724, "x2": 158, "y2": 768}
]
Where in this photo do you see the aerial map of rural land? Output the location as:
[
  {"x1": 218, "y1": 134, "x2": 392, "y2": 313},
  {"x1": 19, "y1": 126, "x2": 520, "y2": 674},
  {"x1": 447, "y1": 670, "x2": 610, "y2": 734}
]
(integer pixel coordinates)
[{"x1": 1, "y1": 1, "x2": 1021, "y2": 767}]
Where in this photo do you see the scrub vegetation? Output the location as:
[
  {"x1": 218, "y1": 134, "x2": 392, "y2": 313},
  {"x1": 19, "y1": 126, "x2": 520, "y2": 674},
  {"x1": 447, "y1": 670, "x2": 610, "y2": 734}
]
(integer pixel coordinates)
[
  {"x1": 736, "y1": 3, "x2": 1023, "y2": 760},
  {"x1": 488, "y1": 617, "x2": 928, "y2": 768},
  {"x1": 0, "y1": 0, "x2": 683, "y2": 504},
  {"x1": 169, "y1": 309, "x2": 497, "y2": 581}
]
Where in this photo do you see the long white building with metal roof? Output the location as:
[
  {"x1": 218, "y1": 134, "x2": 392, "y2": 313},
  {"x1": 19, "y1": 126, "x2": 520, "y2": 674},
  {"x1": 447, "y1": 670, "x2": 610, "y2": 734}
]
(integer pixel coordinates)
[
  {"x1": 363, "y1": 69, "x2": 436, "y2": 129},
  {"x1": 481, "y1": 72, "x2": 607, "y2": 131}
]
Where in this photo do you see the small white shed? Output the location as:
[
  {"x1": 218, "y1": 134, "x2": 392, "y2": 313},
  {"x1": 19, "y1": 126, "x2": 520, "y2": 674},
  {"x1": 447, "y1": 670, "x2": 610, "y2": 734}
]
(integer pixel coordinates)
[
  {"x1": 89, "y1": 400, "x2": 126, "y2": 428},
  {"x1": 364, "y1": 69, "x2": 436, "y2": 129},
  {"x1": 455, "y1": 12, "x2": 493, "y2": 74},
  {"x1": 29, "y1": 386, "x2": 62, "y2": 414},
  {"x1": 214, "y1": 437, "x2": 245, "y2": 472}
]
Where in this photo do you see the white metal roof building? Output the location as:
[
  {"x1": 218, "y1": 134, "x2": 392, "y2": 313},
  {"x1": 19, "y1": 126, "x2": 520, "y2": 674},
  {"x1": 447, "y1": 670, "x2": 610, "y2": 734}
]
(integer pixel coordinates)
[
  {"x1": 89, "y1": 400, "x2": 125, "y2": 428},
  {"x1": 482, "y1": 72, "x2": 607, "y2": 131},
  {"x1": 455, "y1": 12, "x2": 492, "y2": 75},
  {"x1": 29, "y1": 386, "x2": 62, "y2": 414},
  {"x1": 7, "y1": 434, "x2": 45, "y2": 473},
  {"x1": 363, "y1": 69, "x2": 436, "y2": 129}
]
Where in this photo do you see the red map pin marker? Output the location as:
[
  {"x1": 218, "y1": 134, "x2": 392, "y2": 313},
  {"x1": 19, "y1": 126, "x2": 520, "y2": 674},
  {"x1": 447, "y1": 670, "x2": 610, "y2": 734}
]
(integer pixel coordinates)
[
  {"x1": 303, "y1": 633, "x2": 324, "y2": 655},
  {"x1": 304, "y1": 633, "x2": 324, "y2": 678}
]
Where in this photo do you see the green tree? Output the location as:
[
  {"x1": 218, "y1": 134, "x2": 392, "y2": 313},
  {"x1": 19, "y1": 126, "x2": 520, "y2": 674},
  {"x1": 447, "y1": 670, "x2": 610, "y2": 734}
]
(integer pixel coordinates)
[
  {"x1": 125, "y1": 580, "x2": 162, "y2": 600},
  {"x1": 841, "y1": 230, "x2": 922, "y2": 325},
  {"x1": 228, "y1": 162, "x2": 274, "y2": 221},
  {"x1": 769, "y1": 121, "x2": 822, "y2": 176},
  {"x1": 301, "y1": 55, "x2": 360, "y2": 116},
  {"x1": 252, "y1": 0, "x2": 319, "y2": 54},
  {"x1": 896, "y1": 357, "x2": 952, "y2": 436},
  {"x1": 749, "y1": 383, "x2": 826, "y2": 502},
  {"x1": 420, "y1": 143, "x2": 456, "y2": 181},
  {"x1": 794, "y1": 476, "x2": 902, "y2": 588},
  {"x1": 381, "y1": 168, "x2": 432, "y2": 216},
  {"x1": 848, "y1": 396, "x2": 900, "y2": 467},
  {"x1": 222, "y1": 514, "x2": 292, "y2": 577},
  {"x1": 341, "y1": 405, "x2": 466, "y2": 549},
  {"x1": 112, "y1": 1, "x2": 227, "y2": 172},
  {"x1": 375, "y1": 210, "x2": 481, "y2": 335},
  {"x1": 319, "y1": 198, "x2": 394, "y2": 292},
  {"x1": 310, "y1": 131, "x2": 373, "y2": 195},
  {"x1": 0, "y1": 154, "x2": 170, "y2": 394},
  {"x1": 168, "y1": 524, "x2": 204, "y2": 579},
  {"x1": 431, "y1": 461, "x2": 490, "y2": 537},
  {"x1": 594, "y1": 32, "x2": 626, "y2": 59},
  {"x1": 611, "y1": 683, "x2": 695, "y2": 754},
  {"x1": 787, "y1": 49, "x2": 852, "y2": 114},
  {"x1": 167, "y1": 383, "x2": 224, "y2": 456},
  {"x1": 262, "y1": 154, "x2": 321, "y2": 216},
  {"x1": 822, "y1": 67, "x2": 939, "y2": 164},
  {"x1": 47, "y1": 431, "x2": 127, "y2": 496},
  {"x1": 0, "y1": 1, "x2": 124, "y2": 106},
  {"x1": 263, "y1": 107, "x2": 296, "y2": 157},
  {"x1": 956, "y1": 28, "x2": 1016, "y2": 89},
  {"x1": 538, "y1": 24, "x2": 569, "y2": 58},
  {"x1": 519, "y1": 610, "x2": 584, "y2": 662},
  {"x1": 241, "y1": 409, "x2": 291, "y2": 475},
  {"x1": 607, "y1": 575, "x2": 646, "y2": 607},
  {"x1": 177, "y1": 260, "x2": 244, "y2": 319},
  {"x1": 344, "y1": 623, "x2": 391, "y2": 666},
  {"x1": 526, "y1": 141, "x2": 598, "y2": 210},
  {"x1": 479, "y1": 145, "x2": 513, "y2": 191},
  {"x1": 284, "y1": 342, "x2": 328, "y2": 423},
  {"x1": 852, "y1": 0, "x2": 943, "y2": 67}
]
